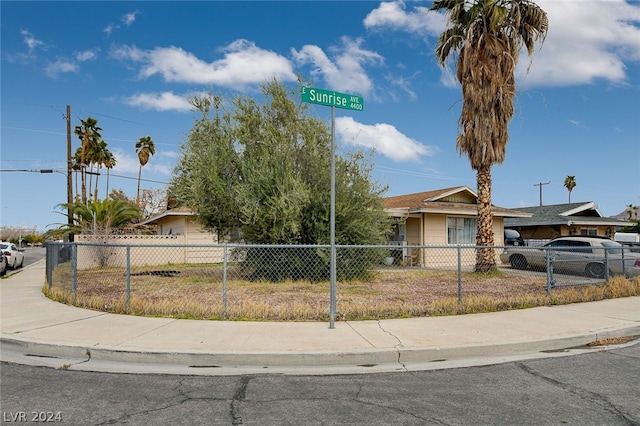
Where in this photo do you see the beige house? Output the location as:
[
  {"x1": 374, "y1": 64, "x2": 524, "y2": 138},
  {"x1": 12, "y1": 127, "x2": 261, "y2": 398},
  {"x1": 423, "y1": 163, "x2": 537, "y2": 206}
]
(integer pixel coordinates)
[
  {"x1": 74, "y1": 208, "x2": 222, "y2": 269},
  {"x1": 139, "y1": 206, "x2": 217, "y2": 243},
  {"x1": 383, "y1": 186, "x2": 531, "y2": 267}
]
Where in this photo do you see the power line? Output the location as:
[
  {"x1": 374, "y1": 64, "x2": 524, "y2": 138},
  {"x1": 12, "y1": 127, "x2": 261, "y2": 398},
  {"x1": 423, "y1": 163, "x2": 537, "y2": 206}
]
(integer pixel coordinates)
[{"x1": 0, "y1": 169, "x2": 168, "y2": 184}]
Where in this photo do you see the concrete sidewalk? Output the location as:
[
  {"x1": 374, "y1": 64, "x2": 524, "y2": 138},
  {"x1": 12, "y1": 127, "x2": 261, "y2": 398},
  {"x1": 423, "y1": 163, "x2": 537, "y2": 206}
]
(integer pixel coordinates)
[{"x1": 1, "y1": 260, "x2": 639, "y2": 376}]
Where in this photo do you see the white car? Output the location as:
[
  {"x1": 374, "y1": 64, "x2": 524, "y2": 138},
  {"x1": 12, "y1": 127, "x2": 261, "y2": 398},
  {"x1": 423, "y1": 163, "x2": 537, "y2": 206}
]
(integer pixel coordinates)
[{"x1": 0, "y1": 242, "x2": 24, "y2": 269}]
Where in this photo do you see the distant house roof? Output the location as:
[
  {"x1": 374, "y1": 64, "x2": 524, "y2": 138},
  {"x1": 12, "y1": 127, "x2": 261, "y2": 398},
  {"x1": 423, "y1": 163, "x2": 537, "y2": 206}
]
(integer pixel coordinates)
[
  {"x1": 504, "y1": 202, "x2": 633, "y2": 228},
  {"x1": 139, "y1": 206, "x2": 196, "y2": 226},
  {"x1": 384, "y1": 186, "x2": 531, "y2": 218}
]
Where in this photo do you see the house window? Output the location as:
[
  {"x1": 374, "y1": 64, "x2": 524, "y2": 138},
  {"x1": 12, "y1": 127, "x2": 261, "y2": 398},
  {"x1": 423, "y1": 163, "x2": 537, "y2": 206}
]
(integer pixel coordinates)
[
  {"x1": 447, "y1": 217, "x2": 477, "y2": 245},
  {"x1": 389, "y1": 221, "x2": 406, "y2": 242},
  {"x1": 580, "y1": 228, "x2": 597, "y2": 236}
]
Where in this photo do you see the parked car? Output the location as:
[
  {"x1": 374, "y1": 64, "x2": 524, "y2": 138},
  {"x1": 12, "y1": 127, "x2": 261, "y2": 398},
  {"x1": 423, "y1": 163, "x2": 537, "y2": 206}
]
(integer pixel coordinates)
[
  {"x1": 0, "y1": 242, "x2": 24, "y2": 270},
  {"x1": 504, "y1": 229, "x2": 525, "y2": 246},
  {"x1": 500, "y1": 236, "x2": 640, "y2": 278},
  {"x1": 0, "y1": 253, "x2": 7, "y2": 276}
]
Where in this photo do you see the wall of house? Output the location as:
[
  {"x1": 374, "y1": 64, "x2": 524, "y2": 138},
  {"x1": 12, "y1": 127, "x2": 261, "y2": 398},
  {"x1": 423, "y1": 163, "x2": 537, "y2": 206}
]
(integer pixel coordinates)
[
  {"x1": 515, "y1": 224, "x2": 615, "y2": 240},
  {"x1": 156, "y1": 217, "x2": 186, "y2": 236},
  {"x1": 411, "y1": 213, "x2": 504, "y2": 268},
  {"x1": 184, "y1": 218, "x2": 220, "y2": 263},
  {"x1": 405, "y1": 217, "x2": 422, "y2": 245}
]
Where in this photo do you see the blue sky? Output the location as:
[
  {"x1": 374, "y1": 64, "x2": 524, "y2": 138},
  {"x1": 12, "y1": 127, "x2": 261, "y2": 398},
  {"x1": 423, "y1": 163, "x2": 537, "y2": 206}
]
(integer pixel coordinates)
[{"x1": 1, "y1": 0, "x2": 639, "y2": 233}]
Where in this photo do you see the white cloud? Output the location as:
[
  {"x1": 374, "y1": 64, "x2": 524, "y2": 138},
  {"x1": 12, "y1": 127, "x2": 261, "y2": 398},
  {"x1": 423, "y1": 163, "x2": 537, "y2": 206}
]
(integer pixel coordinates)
[
  {"x1": 521, "y1": 0, "x2": 640, "y2": 86},
  {"x1": 122, "y1": 11, "x2": 139, "y2": 26},
  {"x1": 111, "y1": 40, "x2": 296, "y2": 89},
  {"x1": 111, "y1": 148, "x2": 140, "y2": 175},
  {"x1": 125, "y1": 91, "x2": 193, "y2": 112},
  {"x1": 104, "y1": 10, "x2": 140, "y2": 35},
  {"x1": 110, "y1": 147, "x2": 171, "y2": 177},
  {"x1": 366, "y1": 0, "x2": 640, "y2": 87},
  {"x1": 42, "y1": 49, "x2": 97, "y2": 78},
  {"x1": 20, "y1": 29, "x2": 46, "y2": 53},
  {"x1": 292, "y1": 37, "x2": 383, "y2": 96},
  {"x1": 363, "y1": 1, "x2": 446, "y2": 36},
  {"x1": 45, "y1": 59, "x2": 78, "y2": 78},
  {"x1": 335, "y1": 116, "x2": 437, "y2": 162},
  {"x1": 75, "y1": 49, "x2": 98, "y2": 62}
]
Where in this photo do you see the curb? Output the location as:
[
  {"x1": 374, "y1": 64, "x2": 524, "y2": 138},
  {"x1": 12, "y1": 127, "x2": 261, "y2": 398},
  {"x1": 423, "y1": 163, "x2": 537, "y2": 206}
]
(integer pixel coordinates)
[{"x1": 3, "y1": 323, "x2": 639, "y2": 376}]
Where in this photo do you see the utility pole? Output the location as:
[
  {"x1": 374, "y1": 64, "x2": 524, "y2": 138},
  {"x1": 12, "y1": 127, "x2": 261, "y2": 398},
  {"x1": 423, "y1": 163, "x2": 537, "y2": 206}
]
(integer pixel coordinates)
[
  {"x1": 66, "y1": 105, "x2": 74, "y2": 241},
  {"x1": 534, "y1": 181, "x2": 550, "y2": 206}
]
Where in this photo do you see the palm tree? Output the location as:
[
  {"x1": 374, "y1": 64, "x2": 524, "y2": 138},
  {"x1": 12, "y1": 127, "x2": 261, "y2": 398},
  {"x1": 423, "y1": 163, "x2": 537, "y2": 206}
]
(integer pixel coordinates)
[
  {"x1": 47, "y1": 199, "x2": 141, "y2": 254},
  {"x1": 64, "y1": 199, "x2": 141, "y2": 234},
  {"x1": 89, "y1": 140, "x2": 114, "y2": 201},
  {"x1": 103, "y1": 149, "x2": 116, "y2": 197},
  {"x1": 74, "y1": 117, "x2": 103, "y2": 204},
  {"x1": 432, "y1": 0, "x2": 548, "y2": 272},
  {"x1": 71, "y1": 148, "x2": 84, "y2": 200},
  {"x1": 135, "y1": 135, "x2": 155, "y2": 205},
  {"x1": 563, "y1": 175, "x2": 576, "y2": 203}
]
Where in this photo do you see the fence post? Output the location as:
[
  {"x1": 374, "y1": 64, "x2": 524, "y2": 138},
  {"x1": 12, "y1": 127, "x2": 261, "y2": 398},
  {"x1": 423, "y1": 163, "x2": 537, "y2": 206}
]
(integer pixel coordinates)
[
  {"x1": 125, "y1": 245, "x2": 131, "y2": 310},
  {"x1": 545, "y1": 249, "x2": 555, "y2": 293},
  {"x1": 46, "y1": 243, "x2": 53, "y2": 289},
  {"x1": 72, "y1": 243, "x2": 77, "y2": 294},
  {"x1": 222, "y1": 244, "x2": 228, "y2": 319},
  {"x1": 457, "y1": 245, "x2": 462, "y2": 304},
  {"x1": 604, "y1": 248, "x2": 610, "y2": 281}
]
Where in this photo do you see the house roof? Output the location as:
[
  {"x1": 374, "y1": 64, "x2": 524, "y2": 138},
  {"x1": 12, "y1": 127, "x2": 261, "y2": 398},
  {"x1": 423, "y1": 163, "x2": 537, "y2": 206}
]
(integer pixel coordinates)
[
  {"x1": 139, "y1": 206, "x2": 196, "y2": 226},
  {"x1": 384, "y1": 186, "x2": 531, "y2": 218},
  {"x1": 504, "y1": 202, "x2": 634, "y2": 228}
]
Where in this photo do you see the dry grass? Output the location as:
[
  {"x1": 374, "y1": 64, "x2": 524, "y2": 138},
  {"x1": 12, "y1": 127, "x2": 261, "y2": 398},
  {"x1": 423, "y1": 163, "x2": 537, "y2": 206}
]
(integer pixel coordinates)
[{"x1": 44, "y1": 263, "x2": 640, "y2": 321}]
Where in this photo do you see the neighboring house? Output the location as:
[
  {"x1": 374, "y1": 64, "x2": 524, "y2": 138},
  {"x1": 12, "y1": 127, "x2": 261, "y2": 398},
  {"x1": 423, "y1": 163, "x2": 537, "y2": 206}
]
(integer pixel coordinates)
[
  {"x1": 383, "y1": 186, "x2": 531, "y2": 267},
  {"x1": 75, "y1": 207, "x2": 222, "y2": 269},
  {"x1": 139, "y1": 206, "x2": 217, "y2": 242},
  {"x1": 503, "y1": 202, "x2": 633, "y2": 241}
]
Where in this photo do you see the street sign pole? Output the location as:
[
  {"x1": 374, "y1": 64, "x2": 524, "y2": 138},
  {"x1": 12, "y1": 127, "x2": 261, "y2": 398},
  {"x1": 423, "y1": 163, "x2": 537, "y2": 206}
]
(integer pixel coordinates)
[
  {"x1": 329, "y1": 105, "x2": 337, "y2": 329},
  {"x1": 301, "y1": 86, "x2": 363, "y2": 329}
]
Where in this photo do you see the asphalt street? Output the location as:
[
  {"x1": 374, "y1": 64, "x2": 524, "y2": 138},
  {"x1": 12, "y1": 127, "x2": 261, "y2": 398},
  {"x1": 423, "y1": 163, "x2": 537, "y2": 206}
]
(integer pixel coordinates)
[{"x1": 2, "y1": 340, "x2": 639, "y2": 425}]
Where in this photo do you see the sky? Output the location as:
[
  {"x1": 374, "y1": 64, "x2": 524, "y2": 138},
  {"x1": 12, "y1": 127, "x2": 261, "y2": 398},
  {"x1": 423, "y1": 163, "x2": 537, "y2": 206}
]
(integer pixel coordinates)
[{"x1": 1, "y1": 0, "x2": 639, "y2": 233}]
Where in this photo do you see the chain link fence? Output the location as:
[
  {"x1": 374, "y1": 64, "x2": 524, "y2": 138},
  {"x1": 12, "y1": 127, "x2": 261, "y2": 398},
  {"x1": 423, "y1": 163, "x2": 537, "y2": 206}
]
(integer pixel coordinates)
[{"x1": 44, "y1": 241, "x2": 637, "y2": 321}]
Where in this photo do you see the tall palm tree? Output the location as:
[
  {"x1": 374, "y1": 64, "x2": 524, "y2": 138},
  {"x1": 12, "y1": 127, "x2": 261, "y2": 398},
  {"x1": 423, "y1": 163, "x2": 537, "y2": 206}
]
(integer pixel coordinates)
[
  {"x1": 563, "y1": 175, "x2": 576, "y2": 203},
  {"x1": 74, "y1": 117, "x2": 103, "y2": 204},
  {"x1": 135, "y1": 135, "x2": 155, "y2": 205},
  {"x1": 89, "y1": 140, "x2": 113, "y2": 201},
  {"x1": 432, "y1": 0, "x2": 548, "y2": 272},
  {"x1": 103, "y1": 149, "x2": 116, "y2": 198}
]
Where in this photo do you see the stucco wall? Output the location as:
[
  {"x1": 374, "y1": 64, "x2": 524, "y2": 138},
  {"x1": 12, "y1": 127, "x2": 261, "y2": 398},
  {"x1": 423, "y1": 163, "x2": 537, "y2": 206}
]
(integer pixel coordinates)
[{"x1": 75, "y1": 234, "x2": 224, "y2": 269}]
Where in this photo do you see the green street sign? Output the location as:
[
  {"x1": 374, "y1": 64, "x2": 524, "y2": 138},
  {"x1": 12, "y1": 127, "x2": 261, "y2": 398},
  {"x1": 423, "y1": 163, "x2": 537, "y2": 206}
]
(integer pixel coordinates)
[{"x1": 301, "y1": 86, "x2": 363, "y2": 111}]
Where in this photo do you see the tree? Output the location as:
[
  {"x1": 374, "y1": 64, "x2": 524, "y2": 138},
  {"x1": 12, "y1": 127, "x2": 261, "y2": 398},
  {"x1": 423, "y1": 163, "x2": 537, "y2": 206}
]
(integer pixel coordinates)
[
  {"x1": 135, "y1": 136, "x2": 155, "y2": 205},
  {"x1": 563, "y1": 175, "x2": 576, "y2": 203},
  {"x1": 103, "y1": 149, "x2": 116, "y2": 197},
  {"x1": 169, "y1": 94, "x2": 241, "y2": 241},
  {"x1": 89, "y1": 140, "x2": 112, "y2": 201},
  {"x1": 627, "y1": 204, "x2": 638, "y2": 221},
  {"x1": 74, "y1": 117, "x2": 103, "y2": 204},
  {"x1": 169, "y1": 79, "x2": 390, "y2": 281},
  {"x1": 48, "y1": 199, "x2": 141, "y2": 240},
  {"x1": 432, "y1": 0, "x2": 548, "y2": 272},
  {"x1": 138, "y1": 188, "x2": 167, "y2": 218}
]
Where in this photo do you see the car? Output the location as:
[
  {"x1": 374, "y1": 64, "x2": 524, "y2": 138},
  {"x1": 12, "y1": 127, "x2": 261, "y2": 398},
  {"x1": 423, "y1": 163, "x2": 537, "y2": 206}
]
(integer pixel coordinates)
[
  {"x1": 504, "y1": 229, "x2": 525, "y2": 246},
  {"x1": 0, "y1": 242, "x2": 25, "y2": 270},
  {"x1": 0, "y1": 253, "x2": 7, "y2": 276},
  {"x1": 499, "y1": 236, "x2": 640, "y2": 278}
]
